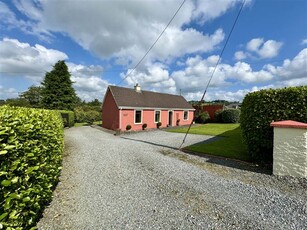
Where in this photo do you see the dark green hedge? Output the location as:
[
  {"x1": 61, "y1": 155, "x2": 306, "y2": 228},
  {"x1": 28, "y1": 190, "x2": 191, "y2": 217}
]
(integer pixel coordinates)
[
  {"x1": 221, "y1": 109, "x2": 240, "y2": 123},
  {"x1": 0, "y1": 106, "x2": 64, "y2": 229},
  {"x1": 58, "y1": 110, "x2": 75, "y2": 127},
  {"x1": 240, "y1": 86, "x2": 307, "y2": 162},
  {"x1": 214, "y1": 109, "x2": 223, "y2": 122}
]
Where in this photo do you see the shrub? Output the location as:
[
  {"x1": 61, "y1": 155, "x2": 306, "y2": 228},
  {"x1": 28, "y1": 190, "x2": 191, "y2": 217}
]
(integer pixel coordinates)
[
  {"x1": 176, "y1": 119, "x2": 180, "y2": 126},
  {"x1": 0, "y1": 106, "x2": 64, "y2": 229},
  {"x1": 221, "y1": 109, "x2": 240, "y2": 123},
  {"x1": 74, "y1": 106, "x2": 101, "y2": 124},
  {"x1": 142, "y1": 123, "x2": 147, "y2": 130},
  {"x1": 126, "y1": 125, "x2": 132, "y2": 130},
  {"x1": 157, "y1": 122, "x2": 162, "y2": 128},
  {"x1": 240, "y1": 86, "x2": 307, "y2": 162},
  {"x1": 74, "y1": 106, "x2": 86, "y2": 123},
  {"x1": 214, "y1": 109, "x2": 223, "y2": 123},
  {"x1": 84, "y1": 110, "x2": 100, "y2": 125},
  {"x1": 195, "y1": 112, "x2": 210, "y2": 124},
  {"x1": 58, "y1": 110, "x2": 75, "y2": 127}
]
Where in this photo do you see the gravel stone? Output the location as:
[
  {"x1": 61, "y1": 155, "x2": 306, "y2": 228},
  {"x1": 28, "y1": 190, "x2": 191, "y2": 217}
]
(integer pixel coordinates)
[{"x1": 37, "y1": 126, "x2": 307, "y2": 230}]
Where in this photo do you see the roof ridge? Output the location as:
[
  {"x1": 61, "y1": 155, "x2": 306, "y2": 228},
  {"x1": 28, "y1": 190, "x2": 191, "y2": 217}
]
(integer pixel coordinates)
[{"x1": 109, "y1": 85, "x2": 183, "y2": 97}]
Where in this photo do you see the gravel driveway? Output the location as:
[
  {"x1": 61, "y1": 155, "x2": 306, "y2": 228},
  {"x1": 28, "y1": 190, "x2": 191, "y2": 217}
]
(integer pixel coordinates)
[{"x1": 38, "y1": 126, "x2": 307, "y2": 230}]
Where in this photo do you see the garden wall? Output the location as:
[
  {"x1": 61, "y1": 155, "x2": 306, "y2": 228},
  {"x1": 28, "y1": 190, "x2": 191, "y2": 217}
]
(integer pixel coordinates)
[{"x1": 271, "y1": 120, "x2": 307, "y2": 178}]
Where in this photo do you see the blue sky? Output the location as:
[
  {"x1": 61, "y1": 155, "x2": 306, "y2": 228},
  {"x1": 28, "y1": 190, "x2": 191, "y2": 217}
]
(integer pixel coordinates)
[{"x1": 0, "y1": 0, "x2": 306, "y2": 102}]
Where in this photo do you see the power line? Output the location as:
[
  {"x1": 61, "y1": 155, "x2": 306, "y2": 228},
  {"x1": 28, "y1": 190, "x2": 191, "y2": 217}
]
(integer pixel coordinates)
[
  {"x1": 179, "y1": 0, "x2": 246, "y2": 149},
  {"x1": 116, "y1": 0, "x2": 186, "y2": 85}
]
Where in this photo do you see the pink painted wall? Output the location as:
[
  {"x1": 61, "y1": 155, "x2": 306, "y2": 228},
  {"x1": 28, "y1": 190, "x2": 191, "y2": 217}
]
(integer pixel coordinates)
[
  {"x1": 120, "y1": 109, "x2": 194, "y2": 131},
  {"x1": 102, "y1": 89, "x2": 120, "y2": 130}
]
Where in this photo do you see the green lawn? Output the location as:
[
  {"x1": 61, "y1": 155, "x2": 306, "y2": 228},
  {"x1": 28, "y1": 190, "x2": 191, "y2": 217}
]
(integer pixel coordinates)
[{"x1": 169, "y1": 123, "x2": 249, "y2": 161}]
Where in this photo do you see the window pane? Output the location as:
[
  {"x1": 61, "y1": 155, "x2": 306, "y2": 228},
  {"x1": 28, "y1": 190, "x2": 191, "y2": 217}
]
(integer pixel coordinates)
[
  {"x1": 184, "y1": 111, "x2": 188, "y2": 120},
  {"x1": 155, "y1": 111, "x2": 160, "y2": 122},
  {"x1": 135, "y1": 110, "x2": 142, "y2": 123}
]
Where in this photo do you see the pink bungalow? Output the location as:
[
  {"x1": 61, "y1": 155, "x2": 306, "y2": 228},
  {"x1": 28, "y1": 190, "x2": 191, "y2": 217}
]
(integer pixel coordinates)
[{"x1": 102, "y1": 84, "x2": 195, "y2": 131}]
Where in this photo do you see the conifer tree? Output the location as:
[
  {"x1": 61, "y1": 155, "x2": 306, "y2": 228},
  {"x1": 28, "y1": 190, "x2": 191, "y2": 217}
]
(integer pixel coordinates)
[{"x1": 41, "y1": 60, "x2": 78, "y2": 110}]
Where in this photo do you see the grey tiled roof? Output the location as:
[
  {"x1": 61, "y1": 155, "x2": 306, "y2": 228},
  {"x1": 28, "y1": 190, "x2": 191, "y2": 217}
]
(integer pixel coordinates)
[{"x1": 109, "y1": 85, "x2": 194, "y2": 110}]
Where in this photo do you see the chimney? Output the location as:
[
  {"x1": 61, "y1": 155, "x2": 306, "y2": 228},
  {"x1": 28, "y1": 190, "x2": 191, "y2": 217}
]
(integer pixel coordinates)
[{"x1": 134, "y1": 83, "x2": 141, "y2": 93}]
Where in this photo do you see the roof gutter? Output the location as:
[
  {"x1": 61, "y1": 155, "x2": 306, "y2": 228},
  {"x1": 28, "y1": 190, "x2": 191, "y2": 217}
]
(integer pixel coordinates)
[{"x1": 118, "y1": 106, "x2": 195, "y2": 111}]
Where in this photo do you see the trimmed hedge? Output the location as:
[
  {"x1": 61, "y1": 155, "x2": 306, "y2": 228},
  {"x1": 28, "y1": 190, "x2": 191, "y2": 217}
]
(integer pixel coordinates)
[
  {"x1": 58, "y1": 110, "x2": 75, "y2": 127},
  {"x1": 221, "y1": 109, "x2": 240, "y2": 123},
  {"x1": 214, "y1": 109, "x2": 223, "y2": 123},
  {"x1": 240, "y1": 86, "x2": 307, "y2": 162},
  {"x1": 0, "y1": 106, "x2": 64, "y2": 229}
]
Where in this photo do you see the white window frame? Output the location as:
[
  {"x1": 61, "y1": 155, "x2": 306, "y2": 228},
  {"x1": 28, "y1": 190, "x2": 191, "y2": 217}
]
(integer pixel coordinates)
[
  {"x1": 154, "y1": 110, "x2": 161, "y2": 123},
  {"x1": 183, "y1": 110, "x2": 189, "y2": 120},
  {"x1": 134, "y1": 110, "x2": 142, "y2": 124}
]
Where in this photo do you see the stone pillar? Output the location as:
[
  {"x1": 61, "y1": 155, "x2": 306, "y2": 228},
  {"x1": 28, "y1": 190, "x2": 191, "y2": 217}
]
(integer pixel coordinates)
[{"x1": 270, "y1": 120, "x2": 307, "y2": 178}]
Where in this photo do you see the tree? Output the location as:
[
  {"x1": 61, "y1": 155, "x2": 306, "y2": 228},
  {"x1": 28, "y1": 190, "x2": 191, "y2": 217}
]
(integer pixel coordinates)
[
  {"x1": 20, "y1": 85, "x2": 43, "y2": 108},
  {"x1": 5, "y1": 98, "x2": 30, "y2": 107},
  {"x1": 41, "y1": 60, "x2": 78, "y2": 110},
  {"x1": 87, "y1": 99, "x2": 101, "y2": 106}
]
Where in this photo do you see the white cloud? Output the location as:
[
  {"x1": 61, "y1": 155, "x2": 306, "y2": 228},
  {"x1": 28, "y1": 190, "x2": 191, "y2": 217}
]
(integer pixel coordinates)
[
  {"x1": 236, "y1": 38, "x2": 283, "y2": 60},
  {"x1": 121, "y1": 48, "x2": 307, "y2": 102},
  {"x1": 301, "y1": 39, "x2": 307, "y2": 45},
  {"x1": 257, "y1": 40, "x2": 283, "y2": 59},
  {"x1": 234, "y1": 51, "x2": 247, "y2": 60},
  {"x1": 68, "y1": 62, "x2": 109, "y2": 101},
  {"x1": 0, "y1": 1, "x2": 51, "y2": 40},
  {"x1": 122, "y1": 54, "x2": 274, "y2": 99},
  {"x1": 246, "y1": 38, "x2": 264, "y2": 52},
  {"x1": 192, "y1": 0, "x2": 250, "y2": 23},
  {"x1": 0, "y1": 38, "x2": 68, "y2": 81},
  {"x1": 171, "y1": 55, "x2": 273, "y2": 92},
  {"x1": 0, "y1": 85, "x2": 19, "y2": 99},
  {"x1": 265, "y1": 48, "x2": 307, "y2": 81},
  {"x1": 0, "y1": 38, "x2": 109, "y2": 101},
  {"x1": 2, "y1": 0, "x2": 255, "y2": 66},
  {"x1": 122, "y1": 63, "x2": 177, "y2": 94}
]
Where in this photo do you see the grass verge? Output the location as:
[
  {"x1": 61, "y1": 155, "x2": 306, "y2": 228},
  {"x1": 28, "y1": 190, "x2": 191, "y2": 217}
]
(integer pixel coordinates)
[
  {"x1": 169, "y1": 123, "x2": 249, "y2": 161},
  {"x1": 74, "y1": 121, "x2": 102, "y2": 127}
]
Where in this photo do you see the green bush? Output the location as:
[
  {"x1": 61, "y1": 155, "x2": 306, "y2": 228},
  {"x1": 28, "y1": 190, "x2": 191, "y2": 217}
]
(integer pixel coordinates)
[
  {"x1": 58, "y1": 110, "x2": 75, "y2": 127},
  {"x1": 142, "y1": 123, "x2": 147, "y2": 130},
  {"x1": 214, "y1": 109, "x2": 223, "y2": 123},
  {"x1": 126, "y1": 125, "x2": 132, "y2": 131},
  {"x1": 240, "y1": 86, "x2": 307, "y2": 162},
  {"x1": 195, "y1": 112, "x2": 210, "y2": 124},
  {"x1": 84, "y1": 110, "x2": 100, "y2": 125},
  {"x1": 0, "y1": 106, "x2": 64, "y2": 229},
  {"x1": 221, "y1": 109, "x2": 240, "y2": 123},
  {"x1": 74, "y1": 106, "x2": 101, "y2": 124},
  {"x1": 157, "y1": 122, "x2": 162, "y2": 128}
]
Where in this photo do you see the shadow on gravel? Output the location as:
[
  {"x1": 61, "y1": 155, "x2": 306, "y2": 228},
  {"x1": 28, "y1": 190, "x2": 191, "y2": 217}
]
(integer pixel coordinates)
[
  {"x1": 121, "y1": 136, "x2": 270, "y2": 175},
  {"x1": 182, "y1": 149, "x2": 272, "y2": 175},
  {"x1": 120, "y1": 136, "x2": 220, "y2": 151},
  {"x1": 121, "y1": 136, "x2": 179, "y2": 150}
]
